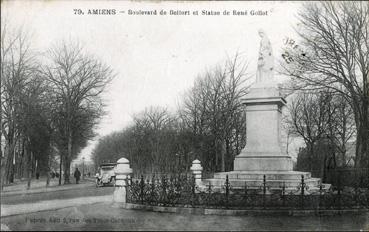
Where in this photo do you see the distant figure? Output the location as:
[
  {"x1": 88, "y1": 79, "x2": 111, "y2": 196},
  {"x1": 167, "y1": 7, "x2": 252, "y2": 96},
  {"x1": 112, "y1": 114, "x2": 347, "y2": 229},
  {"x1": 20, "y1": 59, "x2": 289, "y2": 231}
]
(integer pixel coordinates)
[
  {"x1": 256, "y1": 29, "x2": 274, "y2": 83},
  {"x1": 36, "y1": 172, "x2": 40, "y2": 179},
  {"x1": 74, "y1": 168, "x2": 81, "y2": 184}
]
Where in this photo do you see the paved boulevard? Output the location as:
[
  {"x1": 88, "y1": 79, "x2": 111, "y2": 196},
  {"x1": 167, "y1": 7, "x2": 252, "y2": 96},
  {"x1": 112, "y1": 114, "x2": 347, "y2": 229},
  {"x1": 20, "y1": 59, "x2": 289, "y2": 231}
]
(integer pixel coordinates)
[{"x1": 1, "y1": 183, "x2": 114, "y2": 205}]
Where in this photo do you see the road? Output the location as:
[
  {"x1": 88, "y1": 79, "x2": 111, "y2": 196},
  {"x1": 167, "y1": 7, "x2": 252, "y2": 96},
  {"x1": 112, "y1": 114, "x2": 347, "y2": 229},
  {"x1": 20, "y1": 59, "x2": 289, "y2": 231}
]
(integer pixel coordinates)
[
  {"x1": 1, "y1": 202, "x2": 368, "y2": 231},
  {"x1": 1, "y1": 183, "x2": 114, "y2": 205}
]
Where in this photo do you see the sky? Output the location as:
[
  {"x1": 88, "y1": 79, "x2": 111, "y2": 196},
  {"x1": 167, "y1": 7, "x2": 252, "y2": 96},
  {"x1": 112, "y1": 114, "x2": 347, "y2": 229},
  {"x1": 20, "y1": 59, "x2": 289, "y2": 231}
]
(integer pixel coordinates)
[{"x1": 2, "y1": 0, "x2": 304, "y2": 162}]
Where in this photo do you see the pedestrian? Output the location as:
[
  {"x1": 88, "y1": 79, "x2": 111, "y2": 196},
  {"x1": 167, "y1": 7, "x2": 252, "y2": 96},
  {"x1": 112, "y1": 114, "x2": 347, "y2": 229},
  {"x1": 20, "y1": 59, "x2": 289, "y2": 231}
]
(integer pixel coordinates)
[{"x1": 74, "y1": 168, "x2": 81, "y2": 184}]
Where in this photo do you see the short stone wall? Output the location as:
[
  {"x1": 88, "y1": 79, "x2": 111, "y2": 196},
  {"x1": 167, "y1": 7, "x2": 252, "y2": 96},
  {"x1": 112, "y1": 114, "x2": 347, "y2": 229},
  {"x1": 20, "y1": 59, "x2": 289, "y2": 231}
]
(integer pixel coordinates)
[{"x1": 115, "y1": 202, "x2": 369, "y2": 216}]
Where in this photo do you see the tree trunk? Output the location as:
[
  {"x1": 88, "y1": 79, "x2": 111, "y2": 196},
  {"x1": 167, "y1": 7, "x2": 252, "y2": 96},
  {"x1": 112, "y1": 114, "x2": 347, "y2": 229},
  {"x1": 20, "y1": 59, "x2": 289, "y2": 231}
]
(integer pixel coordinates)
[
  {"x1": 214, "y1": 139, "x2": 219, "y2": 172},
  {"x1": 59, "y1": 153, "x2": 62, "y2": 185},
  {"x1": 5, "y1": 149, "x2": 12, "y2": 184},
  {"x1": 354, "y1": 120, "x2": 369, "y2": 186},
  {"x1": 46, "y1": 154, "x2": 50, "y2": 187},
  {"x1": 64, "y1": 130, "x2": 73, "y2": 184},
  {"x1": 221, "y1": 139, "x2": 226, "y2": 172},
  {"x1": 359, "y1": 122, "x2": 369, "y2": 169},
  {"x1": 322, "y1": 153, "x2": 327, "y2": 182},
  {"x1": 64, "y1": 155, "x2": 71, "y2": 184},
  {"x1": 0, "y1": 146, "x2": 7, "y2": 189},
  {"x1": 225, "y1": 138, "x2": 231, "y2": 171},
  {"x1": 27, "y1": 150, "x2": 32, "y2": 190},
  {"x1": 353, "y1": 96, "x2": 369, "y2": 187},
  {"x1": 357, "y1": 124, "x2": 369, "y2": 187},
  {"x1": 17, "y1": 146, "x2": 23, "y2": 179},
  {"x1": 308, "y1": 142, "x2": 314, "y2": 174},
  {"x1": 5, "y1": 139, "x2": 15, "y2": 184},
  {"x1": 11, "y1": 160, "x2": 15, "y2": 183}
]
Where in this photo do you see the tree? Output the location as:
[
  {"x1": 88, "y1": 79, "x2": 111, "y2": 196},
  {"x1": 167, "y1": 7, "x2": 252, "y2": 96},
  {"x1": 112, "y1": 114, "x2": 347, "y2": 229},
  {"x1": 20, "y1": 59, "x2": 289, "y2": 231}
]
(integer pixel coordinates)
[
  {"x1": 0, "y1": 21, "x2": 55, "y2": 189},
  {"x1": 326, "y1": 93, "x2": 356, "y2": 168},
  {"x1": 43, "y1": 40, "x2": 114, "y2": 184},
  {"x1": 179, "y1": 53, "x2": 249, "y2": 172},
  {"x1": 288, "y1": 90, "x2": 356, "y2": 181},
  {"x1": 17, "y1": 73, "x2": 53, "y2": 189},
  {"x1": 286, "y1": 91, "x2": 333, "y2": 173},
  {"x1": 92, "y1": 53, "x2": 249, "y2": 175},
  {"x1": 131, "y1": 106, "x2": 178, "y2": 174},
  {"x1": 92, "y1": 106, "x2": 180, "y2": 175},
  {"x1": 91, "y1": 131, "x2": 128, "y2": 169},
  {"x1": 0, "y1": 22, "x2": 36, "y2": 186},
  {"x1": 281, "y1": 2, "x2": 369, "y2": 177}
]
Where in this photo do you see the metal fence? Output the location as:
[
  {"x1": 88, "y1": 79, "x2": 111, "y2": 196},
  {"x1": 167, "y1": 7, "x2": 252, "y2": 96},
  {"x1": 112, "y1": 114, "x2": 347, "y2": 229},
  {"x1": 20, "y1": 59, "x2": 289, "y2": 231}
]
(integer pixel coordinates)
[{"x1": 126, "y1": 174, "x2": 369, "y2": 210}]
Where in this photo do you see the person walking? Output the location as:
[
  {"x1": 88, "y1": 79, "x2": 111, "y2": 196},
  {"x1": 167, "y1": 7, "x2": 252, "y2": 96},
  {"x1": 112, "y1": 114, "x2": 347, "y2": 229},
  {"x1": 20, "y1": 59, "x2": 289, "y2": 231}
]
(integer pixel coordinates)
[{"x1": 74, "y1": 168, "x2": 81, "y2": 184}]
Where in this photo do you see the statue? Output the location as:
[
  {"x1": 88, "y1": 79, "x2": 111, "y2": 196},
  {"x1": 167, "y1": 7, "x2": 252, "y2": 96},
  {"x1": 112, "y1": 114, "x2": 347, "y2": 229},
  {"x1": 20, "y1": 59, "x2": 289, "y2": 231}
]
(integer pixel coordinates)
[{"x1": 256, "y1": 29, "x2": 274, "y2": 83}]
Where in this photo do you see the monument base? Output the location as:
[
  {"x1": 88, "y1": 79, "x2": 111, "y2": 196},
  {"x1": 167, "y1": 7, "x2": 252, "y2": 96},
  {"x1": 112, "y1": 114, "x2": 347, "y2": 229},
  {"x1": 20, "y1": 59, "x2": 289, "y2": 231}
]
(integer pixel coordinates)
[
  {"x1": 199, "y1": 171, "x2": 331, "y2": 192},
  {"x1": 197, "y1": 83, "x2": 331, "y2": 193},
  {"x1": 233, "y1": 156, "x2": 293, "y2": 171}
]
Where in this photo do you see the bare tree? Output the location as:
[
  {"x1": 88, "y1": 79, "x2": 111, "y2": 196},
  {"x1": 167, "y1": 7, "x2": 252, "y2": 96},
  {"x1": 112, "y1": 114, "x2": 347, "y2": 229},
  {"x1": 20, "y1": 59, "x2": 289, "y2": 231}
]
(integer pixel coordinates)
[
  {"x1": 132, "y1": 106, "x2": 177, "y2": 174},
  {"x1": 92, "y1": 53, "x2": 249, "y2": 175},
  {"x1": 326, "y1": 93, "x2": 356, "y2": 168},
  {"x1": 0, "y1": 22, "x2": 37, "y2": 187},
  {"x1": 288, "y1": 89, "x2": 356, "y2": 180},
  {"x1": 17, "y1": 72, "x2": 54, "y2": 189},
  {"x1": 287, "y1": 91, "x2": 333, "y2": 172},
  {"x1": 43, "y1": 40, "x2": 114, "y2": 184},
  {"x1": 179, "y1": 53, "x2": 249, "y2": 172},
  {"x1": 281, "y1": 2, "x2": 369, "y2": 175}
]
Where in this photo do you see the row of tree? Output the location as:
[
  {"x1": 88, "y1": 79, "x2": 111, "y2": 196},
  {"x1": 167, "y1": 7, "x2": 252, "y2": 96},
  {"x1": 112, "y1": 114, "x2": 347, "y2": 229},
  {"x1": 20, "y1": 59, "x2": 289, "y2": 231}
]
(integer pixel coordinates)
[
  {"x1": 92, "y1": 54, "x2": 249, "y2": 175},
  {"x1": 1, "y1": 22, "x2": 113, "y2": 188}
]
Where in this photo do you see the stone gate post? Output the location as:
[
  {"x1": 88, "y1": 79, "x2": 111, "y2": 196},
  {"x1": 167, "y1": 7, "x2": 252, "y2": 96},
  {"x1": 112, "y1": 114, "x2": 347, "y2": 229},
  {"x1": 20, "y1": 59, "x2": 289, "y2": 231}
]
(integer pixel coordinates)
[
  {"x1": 190, "y1": 159, "x2": 203, "y2": 186},
  {"x1": 113, "y1": 157, "x2": 132, "y2": 203}
]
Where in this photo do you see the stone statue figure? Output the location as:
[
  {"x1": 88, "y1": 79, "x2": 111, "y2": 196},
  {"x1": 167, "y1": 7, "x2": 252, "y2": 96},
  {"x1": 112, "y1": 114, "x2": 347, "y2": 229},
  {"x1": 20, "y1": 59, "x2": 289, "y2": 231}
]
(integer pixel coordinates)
[{"x1": 256, "y1": 29, "x2": 274, "y2": 83}]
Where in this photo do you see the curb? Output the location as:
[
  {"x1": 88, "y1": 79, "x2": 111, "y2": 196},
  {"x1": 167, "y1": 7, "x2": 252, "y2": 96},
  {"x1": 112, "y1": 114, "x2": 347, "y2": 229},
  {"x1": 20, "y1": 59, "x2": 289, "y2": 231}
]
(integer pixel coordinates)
[{"x1": 117, "y1": 203, "x2": 369, "y2": 216}]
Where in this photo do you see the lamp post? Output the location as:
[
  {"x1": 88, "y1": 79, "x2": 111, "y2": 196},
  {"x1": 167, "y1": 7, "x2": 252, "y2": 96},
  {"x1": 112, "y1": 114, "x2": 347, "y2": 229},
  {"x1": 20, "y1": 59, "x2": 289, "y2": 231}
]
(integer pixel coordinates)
[{"x1": 82, "y1": 157, "x2": 85, "y2": 180}]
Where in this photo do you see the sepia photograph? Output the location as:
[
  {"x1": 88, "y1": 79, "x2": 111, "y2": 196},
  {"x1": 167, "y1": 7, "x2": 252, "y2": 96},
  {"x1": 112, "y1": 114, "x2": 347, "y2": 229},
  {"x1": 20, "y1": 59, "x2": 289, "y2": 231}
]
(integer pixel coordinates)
[{"x1": 0, "y1": 0, "x2": 368, "y2": 231}]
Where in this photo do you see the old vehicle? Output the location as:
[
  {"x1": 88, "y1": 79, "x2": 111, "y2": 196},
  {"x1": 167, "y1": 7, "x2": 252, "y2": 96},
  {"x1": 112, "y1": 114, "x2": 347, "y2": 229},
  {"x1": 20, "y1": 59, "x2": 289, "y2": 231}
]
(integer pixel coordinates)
[{"x1": 95, "y1": 163, "x2": 116, "y2": 187}]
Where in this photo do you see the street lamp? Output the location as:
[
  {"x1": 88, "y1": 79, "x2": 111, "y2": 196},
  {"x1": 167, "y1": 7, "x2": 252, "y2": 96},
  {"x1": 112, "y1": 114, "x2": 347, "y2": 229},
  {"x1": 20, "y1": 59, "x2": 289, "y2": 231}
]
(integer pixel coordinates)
[{"x1": 82, "y1": 157, "x2": 85, "y2": 180}]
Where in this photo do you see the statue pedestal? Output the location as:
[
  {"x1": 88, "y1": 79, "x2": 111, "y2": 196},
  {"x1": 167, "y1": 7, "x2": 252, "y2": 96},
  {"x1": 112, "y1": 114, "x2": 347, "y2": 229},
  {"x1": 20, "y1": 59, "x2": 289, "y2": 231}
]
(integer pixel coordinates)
[
  {"x1": 234, "y1": 86, "x2": 293, "y2": 171},
  {"x1": 199, "y1": 84, "x2": 330, "y2": 192}
]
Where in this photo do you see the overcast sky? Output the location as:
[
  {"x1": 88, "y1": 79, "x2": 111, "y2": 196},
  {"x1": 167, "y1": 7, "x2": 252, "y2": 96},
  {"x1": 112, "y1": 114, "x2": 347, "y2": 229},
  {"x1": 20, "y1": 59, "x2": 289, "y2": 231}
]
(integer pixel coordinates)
[{"x1": 2, "y1": 0, "x2": 303, "y2": 162}]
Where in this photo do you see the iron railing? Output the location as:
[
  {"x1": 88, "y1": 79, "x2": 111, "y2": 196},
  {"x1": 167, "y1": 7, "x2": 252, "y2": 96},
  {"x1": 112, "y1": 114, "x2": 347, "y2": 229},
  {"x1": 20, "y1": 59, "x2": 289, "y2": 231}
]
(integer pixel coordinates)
[{"x1": 126, "y1": 174, "x2": 369, "y2": 210}]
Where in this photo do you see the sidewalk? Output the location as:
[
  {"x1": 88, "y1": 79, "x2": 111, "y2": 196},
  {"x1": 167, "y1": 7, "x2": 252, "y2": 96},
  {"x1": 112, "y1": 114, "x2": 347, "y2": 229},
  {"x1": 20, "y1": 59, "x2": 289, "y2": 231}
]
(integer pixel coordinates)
[
  {"x1": 2, "y1": 178, "x2": 59, "y2": 192},
  {"x1": 1, "y1": 178, "x2": 95, "y2": 196},
  {"x1": 1, "y1": 195, "x2": 112, "y2": 217}
]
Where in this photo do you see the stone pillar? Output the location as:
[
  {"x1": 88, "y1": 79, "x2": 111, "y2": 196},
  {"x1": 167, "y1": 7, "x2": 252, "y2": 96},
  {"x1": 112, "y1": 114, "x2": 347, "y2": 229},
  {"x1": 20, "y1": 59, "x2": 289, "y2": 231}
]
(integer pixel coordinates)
[
  {"x1": 190, "y1": 159, "x2": 203, "y2": 185},
  {"x1": 234, "y1": 86, "x2": 293, "y2": 171},
  {"x1": 113, "y1": 158, "x2": 132, "y2": 203}
]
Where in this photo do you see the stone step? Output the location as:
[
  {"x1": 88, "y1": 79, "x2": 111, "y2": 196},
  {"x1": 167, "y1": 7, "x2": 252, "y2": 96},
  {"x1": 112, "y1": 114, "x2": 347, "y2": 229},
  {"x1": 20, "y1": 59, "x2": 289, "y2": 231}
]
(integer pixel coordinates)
[
  {"x1": 306, "y1": 183, "x2": 332, "y2": 192},
  {"x1": 197, "y1": 181, "x2": 331, "y2": 194},
  {"x1": 213, "y1": 171, "x2": 311, "y2": 180},
  {"x1": 201, "y1": 177, "x2": 321, "y2": 188}
]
